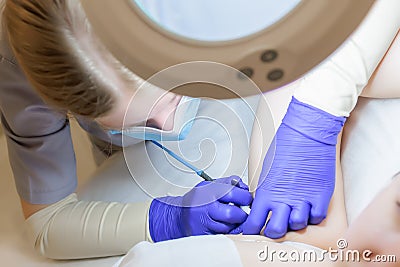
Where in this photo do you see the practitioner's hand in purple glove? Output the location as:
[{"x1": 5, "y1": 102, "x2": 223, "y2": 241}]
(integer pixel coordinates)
[
  {"x1": 149, "y1": 176, "x2": 252, "y2": 242},
  {"x1": 240, "y1": 97, "x2": 345, "y2": 239}
]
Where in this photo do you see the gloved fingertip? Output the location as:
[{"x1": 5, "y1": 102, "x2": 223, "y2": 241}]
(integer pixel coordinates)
[
  {"x1": 310, "y1": 204, "x2": 328, "y2": 225},
  {"x1": 228, "y1": 176, "x2": 249, "y2": 190},
  {"x1": 289, "y1": 221, "x2": 307, "y2": 231},
  {"x1": 229, "y1": 226, "x2": 243, "y2": 235},
  {"x1": 241, "y1": 220, "x2": 263, "y2": 235},
  {"x1": 239, "y1": 193, "x2": 254, "y2": 207},
  {"x1": 289, "y1": 203, "x2": 310, "y2": 230},
  {"x1": 238, "y1": 181, "x2": 249, "y2": 191},
  {"x1": 264, "y1": 227, "x2": 287, "y2": 239},
  {"x1": 309, "y1": 215, "x2": 326, "y2": 225},
  {"x1": 207, "y1": 221, "x2": 231, "y2": 235}
]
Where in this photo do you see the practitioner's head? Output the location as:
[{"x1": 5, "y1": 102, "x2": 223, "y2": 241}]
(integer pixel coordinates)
[
  {"x1": 345, "y1": 173, "x2": 400, "y2": 266},
  {"x1": 3, "y1": 0, "x2": 179, "y2": 131}
]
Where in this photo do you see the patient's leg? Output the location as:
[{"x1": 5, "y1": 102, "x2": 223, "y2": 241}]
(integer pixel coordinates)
[{"x1": 246, "y1": 84, "x2": 348, "y2": 250}]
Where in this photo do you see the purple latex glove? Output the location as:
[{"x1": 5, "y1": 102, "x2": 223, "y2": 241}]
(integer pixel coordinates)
[
  {"x1": 239, "y1": 97, "x2": 346, "y2": 238},
  {"x1": 149, "y1": 176, "x2": 252, "y2": 242}
]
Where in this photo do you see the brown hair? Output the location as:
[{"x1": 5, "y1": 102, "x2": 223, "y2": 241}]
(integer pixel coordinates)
[{"x1": 3, "y1": 0, "x2": 137, "y2": 117}]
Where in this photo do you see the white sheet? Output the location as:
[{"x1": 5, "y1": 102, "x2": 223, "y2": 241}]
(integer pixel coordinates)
[{"x1": 341, "y1": 97, "x2": 400, "y2": 223}]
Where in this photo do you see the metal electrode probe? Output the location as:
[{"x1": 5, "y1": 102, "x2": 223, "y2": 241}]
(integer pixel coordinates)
[{"x1": 150, "y1": 140, "x2": 251, "y2": 214}]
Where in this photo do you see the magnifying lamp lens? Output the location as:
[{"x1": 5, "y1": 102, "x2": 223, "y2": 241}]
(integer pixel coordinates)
[{"x1": 134, "y1": 0, "x2": 302, "y2": 42}]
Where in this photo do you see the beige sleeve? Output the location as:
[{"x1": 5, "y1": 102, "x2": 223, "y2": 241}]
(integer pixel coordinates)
[{"x1": 25, "y1": 193, "x2": 152, "y2": 260}]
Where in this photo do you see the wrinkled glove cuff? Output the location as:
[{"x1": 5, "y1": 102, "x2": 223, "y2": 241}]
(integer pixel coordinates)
[
  {"x1": 282, "y1": 97, "x2": 346, "y2": 145},
  {"x1": 149, "y1": 196, "x2": 184, "y2": 242}
]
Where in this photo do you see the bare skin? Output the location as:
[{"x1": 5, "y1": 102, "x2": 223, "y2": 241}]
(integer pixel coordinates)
[{"x1": 224, "y1": 161, "x2": 400, "y2": 267}]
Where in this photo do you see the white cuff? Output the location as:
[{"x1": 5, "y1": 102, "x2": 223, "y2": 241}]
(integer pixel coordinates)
[{"x1": 295, "y1": 0, "x2": 400, "y2": 117}]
